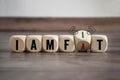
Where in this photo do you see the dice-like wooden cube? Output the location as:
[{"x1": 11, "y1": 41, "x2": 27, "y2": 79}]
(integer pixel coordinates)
[
  {"x1": 9, "y1": 35, "x2": 26, "y2": 52},
  {"x1": 43, "y1": 35, "x2": 58, "y2": 52},
  {"x1": 59, "y1": 35, "x2": 75, "y2": 52},
  {"x1": 26, "y1": 35, "x2": 42, "y2": 52},
  {"x1": 74, "y1": 30, "x2": 91, "y2": 51},
  {"x1": 91, "y1": 35, "x2": 108, "y2": 52}
]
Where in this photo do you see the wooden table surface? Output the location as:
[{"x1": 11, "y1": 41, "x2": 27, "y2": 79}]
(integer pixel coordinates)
[
  {"x1": 0, "y1": 18, "x2": 120, "y2": 80},
  {"x1": 0, "y1": 30, "x2": 120, "y2": 80}
]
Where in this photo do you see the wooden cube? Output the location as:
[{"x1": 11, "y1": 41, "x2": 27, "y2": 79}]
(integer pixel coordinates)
[
  {"x1": 91, "y1": 35, "x2": 108, "y2": 52},
  {"x1": 74, "y1": 30, "x2": 91, "y2": 51},
  {"x1": 43, "y1": 35, "x2": 58, "y2": 52},
  {"x1": 26, "y1": 35, "x2": 42, "y2": 52},
  {"x1": 59, "y1": 35, "x2": 75, "y2": 52},
  {"x1": 9, "y1": 35, "x2": 26, "y2": 52}
]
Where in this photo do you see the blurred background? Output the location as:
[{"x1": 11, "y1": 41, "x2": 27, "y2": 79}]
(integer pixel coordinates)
[
  {"x1": 0, "y1": 0, "x2": 120, "y2": 17},
  {"x1": 0, "y1": 0, "x2": 120, "y2": 32},
  {"x1": 0, "y1": 0, "x2": 120, "y2": 31}
]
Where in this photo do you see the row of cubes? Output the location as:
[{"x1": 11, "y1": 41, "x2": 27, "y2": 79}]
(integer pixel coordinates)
[{"x1": 9, "y1": 30, "x2": 108, "y2": 53}]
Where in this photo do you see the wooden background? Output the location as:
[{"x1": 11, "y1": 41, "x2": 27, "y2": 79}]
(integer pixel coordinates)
[
  {"x1": 0, "y1": 18, "x2": 120, "y2": 80},
  {"x1": 0, "y1": 18, "x2": 120, "y2": 32}
]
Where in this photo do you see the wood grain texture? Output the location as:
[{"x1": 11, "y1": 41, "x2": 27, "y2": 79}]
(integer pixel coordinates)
[
  {"x1": 0, "y1": 18, "x2": 120, "y2": 80},
  {"x1": 0, "y1": 18, "x2": 120, "y2": 32}
]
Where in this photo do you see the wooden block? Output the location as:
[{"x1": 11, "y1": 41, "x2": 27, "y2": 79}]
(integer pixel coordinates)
[
  {"x1": 91, "y1": 35, "x2": 108, "y2": 52},
  {"x1": 9, "y1": 35, "x2": 26, "y2": 52},
  {"x1": 59, "y1": 35, "x2": 75, "y2": 52},
  {"x1": 43, "y1": 35, "x2": 58, "y2": 52},
  {"x1": 26, "y1": 35, "x2": 42, "y2": 52},
  {"x1": 74, "y1": 30, "x2": 91, "y2": 51}
]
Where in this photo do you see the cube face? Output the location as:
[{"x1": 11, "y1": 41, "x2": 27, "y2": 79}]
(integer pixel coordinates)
[
  {"x1": 75, "y1": 30, "x2": 91, "y2": 41},
  {"x1": 91, "y1": 35, "x2": 108, "y2": 52},
  {"x1": 43, "y1": 35, "x2": 58, "y2": 52},
  {"x1": 59, "y1": 35, "x2": 75, "y2": 52},
  {"x1": 76, "y1": 41, "x2": 90, "y2": 51},
  {"x1": 26, "y1": 35, "x2": 42, "y2": 52},
  {"x1": 9, "y1": 35, "x2": 26, "y2": 52},
  {"x1": 74, "y1": 30, "x2": 91, "y2": 51}
]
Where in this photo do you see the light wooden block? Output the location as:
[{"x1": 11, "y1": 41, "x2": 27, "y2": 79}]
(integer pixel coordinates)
[
  {"x1": 91, "y1": 35, "x2": 108, "y2": 52},
  {"x1": 59, "y1": 35, "x2": 75, "y2": 52},
  {"x1": 74, "y1": 30, "x2": 91, "y2": 51},
  {"x1": 9, "y1": 35, "x2": 26, "y2": 52},
  {"x1": 43, "y1": 35, "x2": 58, "y2": 52},
  {"x1": 26, "y1": 35, "x2": 42, "y2": 52}
]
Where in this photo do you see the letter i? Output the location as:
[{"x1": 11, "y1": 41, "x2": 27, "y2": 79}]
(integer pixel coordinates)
[
  {"x1": 16, "y1": 40, "x2": 18, "y2": 50},
  {"x1": 82, "y1": 32, "x2": 84, "y2": 38}
]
